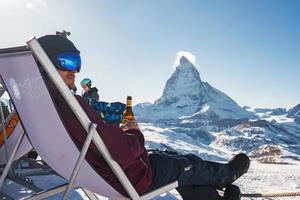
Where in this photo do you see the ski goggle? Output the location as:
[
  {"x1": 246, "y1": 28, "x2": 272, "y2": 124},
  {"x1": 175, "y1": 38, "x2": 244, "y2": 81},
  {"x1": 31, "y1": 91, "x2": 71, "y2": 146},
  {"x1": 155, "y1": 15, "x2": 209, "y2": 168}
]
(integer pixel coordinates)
[{"x1": 54, "y1": 52, "x2": 81, "y2": 72}]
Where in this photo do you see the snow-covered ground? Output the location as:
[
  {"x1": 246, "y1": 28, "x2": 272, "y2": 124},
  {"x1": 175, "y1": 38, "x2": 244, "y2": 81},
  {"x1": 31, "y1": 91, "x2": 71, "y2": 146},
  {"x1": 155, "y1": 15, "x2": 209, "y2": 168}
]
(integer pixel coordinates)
[
  {"x1": 1, "y1": 123, "x2": 299, "y2": 200},
  {"x1": 236, "y1": 161, "x2": 300, "y2": 200},
  {"x1": 1, "y1": 160, "x2": 299, "y2": 200}
]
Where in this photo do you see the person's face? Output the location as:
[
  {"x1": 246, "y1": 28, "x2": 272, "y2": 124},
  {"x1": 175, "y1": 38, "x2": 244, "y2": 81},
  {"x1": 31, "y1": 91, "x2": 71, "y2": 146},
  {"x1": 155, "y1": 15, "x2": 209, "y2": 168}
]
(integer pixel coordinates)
[
  {"x1": 82, "y1": 84, "x2": 89, "y2": 92},
  {"x1": 58, "y1": 70, "x2": 77, "y2": 90}
]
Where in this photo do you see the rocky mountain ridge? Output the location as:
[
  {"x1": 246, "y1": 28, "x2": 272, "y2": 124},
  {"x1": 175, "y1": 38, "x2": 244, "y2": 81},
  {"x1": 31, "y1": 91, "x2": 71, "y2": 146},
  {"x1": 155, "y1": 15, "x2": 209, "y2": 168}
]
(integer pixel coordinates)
[{"x1": 134, "y1": 55, "x2": 300, "y2": 162}]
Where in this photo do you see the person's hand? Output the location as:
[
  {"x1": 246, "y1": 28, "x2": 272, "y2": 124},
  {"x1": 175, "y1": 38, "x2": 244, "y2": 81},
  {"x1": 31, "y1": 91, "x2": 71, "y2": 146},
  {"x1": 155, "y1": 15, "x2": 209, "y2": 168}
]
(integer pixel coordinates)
[{"x1": 120, "y1": 119, "x2": 140, "y2": 131}]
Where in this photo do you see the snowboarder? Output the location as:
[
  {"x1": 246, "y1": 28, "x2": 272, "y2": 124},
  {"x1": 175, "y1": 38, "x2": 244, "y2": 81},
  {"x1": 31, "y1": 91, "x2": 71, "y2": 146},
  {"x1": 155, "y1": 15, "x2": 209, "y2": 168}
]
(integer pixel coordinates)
[
  {"x1": 80, "y1": 78, "x2": 99, "y2": 101},
  {"x1": 37, "y1": 34, "x2": 250, "y2": 200}
]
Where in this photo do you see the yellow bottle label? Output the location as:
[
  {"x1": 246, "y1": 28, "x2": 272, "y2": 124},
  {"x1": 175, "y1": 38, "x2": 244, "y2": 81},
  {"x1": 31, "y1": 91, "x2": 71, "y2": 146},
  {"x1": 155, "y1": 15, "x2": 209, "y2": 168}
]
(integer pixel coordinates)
[{"x1": 127, "y1": 99, "x2": 132, "y2": 107}]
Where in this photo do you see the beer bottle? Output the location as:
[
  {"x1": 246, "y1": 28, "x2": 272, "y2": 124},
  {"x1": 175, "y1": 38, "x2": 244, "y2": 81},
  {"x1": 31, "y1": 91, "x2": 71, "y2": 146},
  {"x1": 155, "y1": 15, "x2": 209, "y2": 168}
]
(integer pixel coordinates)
[{"x1": 123, "y1": 96, "x2": 135, "y2": 121}]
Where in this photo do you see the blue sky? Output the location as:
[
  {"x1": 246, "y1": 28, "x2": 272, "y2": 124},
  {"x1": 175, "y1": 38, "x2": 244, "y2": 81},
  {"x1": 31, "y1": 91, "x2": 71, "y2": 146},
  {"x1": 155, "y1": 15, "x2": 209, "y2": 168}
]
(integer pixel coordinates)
[{"x1": 0, "y1": 0, "x2": 299, "y2": 108}]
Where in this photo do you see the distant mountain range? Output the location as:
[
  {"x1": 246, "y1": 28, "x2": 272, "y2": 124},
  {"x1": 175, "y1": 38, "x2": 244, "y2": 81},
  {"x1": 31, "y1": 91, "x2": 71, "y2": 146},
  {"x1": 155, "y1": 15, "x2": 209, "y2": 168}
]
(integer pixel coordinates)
[{"x1": 135, "y1": 55, "x2": 300, "y2": 163}]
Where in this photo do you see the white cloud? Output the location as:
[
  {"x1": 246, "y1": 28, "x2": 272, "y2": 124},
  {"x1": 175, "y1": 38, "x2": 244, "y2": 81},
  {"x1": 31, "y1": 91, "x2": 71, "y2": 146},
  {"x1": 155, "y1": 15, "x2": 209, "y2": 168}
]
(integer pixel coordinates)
[
  {"x1": 26, "y1": 0, "x2": 47, "y2": 10},
  {"x1": 26, "y1": 2, "x2": 35, "y2": 10},
  {"x1": 173, "y1": 51, "x2": 197, "y2": 68},
  {"x1": 32, "y1": 0, "x2": 47, "y2": 7}
]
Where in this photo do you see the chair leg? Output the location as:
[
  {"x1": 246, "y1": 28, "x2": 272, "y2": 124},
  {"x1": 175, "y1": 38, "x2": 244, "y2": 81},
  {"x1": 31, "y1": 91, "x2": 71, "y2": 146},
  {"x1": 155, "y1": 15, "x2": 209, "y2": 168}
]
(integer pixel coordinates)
[{"x1": 62, "y1": 123, "x2": 97, "y2": 200}]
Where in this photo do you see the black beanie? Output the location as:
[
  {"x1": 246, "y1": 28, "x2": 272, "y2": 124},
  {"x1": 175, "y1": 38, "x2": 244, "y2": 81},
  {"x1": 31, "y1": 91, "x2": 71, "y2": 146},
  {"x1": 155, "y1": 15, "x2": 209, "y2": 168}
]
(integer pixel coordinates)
[
  {"x1": 37, "y1": 35, "x2": 80, "y2": 70},
  {"x1": 38, "y1": 35, "x2": 80, "y2": 57}
]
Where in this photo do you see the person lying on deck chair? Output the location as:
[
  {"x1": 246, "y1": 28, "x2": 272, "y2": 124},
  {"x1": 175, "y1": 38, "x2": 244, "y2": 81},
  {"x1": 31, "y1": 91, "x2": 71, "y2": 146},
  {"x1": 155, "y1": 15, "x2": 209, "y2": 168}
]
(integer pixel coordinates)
[{"x1": 37, "y1": 34, "x2": 250, "y2": 200}]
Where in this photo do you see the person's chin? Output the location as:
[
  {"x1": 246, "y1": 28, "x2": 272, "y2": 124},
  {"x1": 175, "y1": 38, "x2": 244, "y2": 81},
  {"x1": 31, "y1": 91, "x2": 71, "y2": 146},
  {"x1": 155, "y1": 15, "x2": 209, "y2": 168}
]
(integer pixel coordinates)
[
  {"x1": 70, "y1": 85, "x2": 76, "y2": 90},
  {"x1": 67, "y1": 82, "x2": 75, "y2": 90}
]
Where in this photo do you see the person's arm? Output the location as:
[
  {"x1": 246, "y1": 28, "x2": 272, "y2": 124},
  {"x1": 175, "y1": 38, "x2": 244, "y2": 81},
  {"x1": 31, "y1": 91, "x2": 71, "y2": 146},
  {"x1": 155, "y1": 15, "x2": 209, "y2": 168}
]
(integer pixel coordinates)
[
  {"x1": 88, "y1": 88, "x2": 99, "y2": 101},
  {"x1": 90, "y1": 92, "x2": 99, "y2": 101},
  {"x1": 75, "y1": 95, "x2": 145, "y2": 164},
  {"x1": 124, "y1": 128, "x2": 144, "y2": 147},
  {"x1": 90, "y1": 100, "x2": 126, "y2": 124}
]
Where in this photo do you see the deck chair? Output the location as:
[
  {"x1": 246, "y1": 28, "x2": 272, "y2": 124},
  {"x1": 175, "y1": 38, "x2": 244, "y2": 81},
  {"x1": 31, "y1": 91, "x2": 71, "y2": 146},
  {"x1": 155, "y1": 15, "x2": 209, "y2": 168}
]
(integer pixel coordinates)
[
  {"x1": 0, "y1": 38, "x2": 177, "y2": 200},
  {"x1": 0, "y1": 112, "x2": 32, "y2": 166},
  {"x1": 0, "y1": 48, "x2": 55, "y2": 198}
]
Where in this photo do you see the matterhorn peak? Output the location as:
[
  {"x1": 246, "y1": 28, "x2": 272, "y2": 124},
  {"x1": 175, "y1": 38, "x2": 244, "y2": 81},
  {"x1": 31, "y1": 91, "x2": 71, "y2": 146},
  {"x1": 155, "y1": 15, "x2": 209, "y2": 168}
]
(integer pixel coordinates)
[
  {"x1": 179, "y1": 56, "x2": 194, "y2": 67},
  {"x1": 134, "y1": 52, "x2": 254, "y2": 123},
  {"x1": 154, "y1": 53, "x2": 203, "y2": 108}
]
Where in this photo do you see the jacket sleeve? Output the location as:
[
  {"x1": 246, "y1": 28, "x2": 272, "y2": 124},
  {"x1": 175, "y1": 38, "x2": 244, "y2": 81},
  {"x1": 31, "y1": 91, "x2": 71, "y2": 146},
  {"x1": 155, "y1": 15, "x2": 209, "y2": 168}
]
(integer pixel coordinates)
[
  {"x1": 91, "y1": 92, "x2": 99, "y2": 101},
  {"x1": 90, "y1": 100, "x2": 126, "y2": 124},
  {"x1": 90, "y1": 90, "x2": 99, "y2": 101},
  {"x1": 75, "y1": 95, "x2": 145, "y2": 165}
]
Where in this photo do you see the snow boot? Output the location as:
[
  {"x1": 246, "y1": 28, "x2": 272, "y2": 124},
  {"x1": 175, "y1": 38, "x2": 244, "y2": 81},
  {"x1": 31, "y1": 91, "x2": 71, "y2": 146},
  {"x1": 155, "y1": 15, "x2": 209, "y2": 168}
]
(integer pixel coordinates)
[
  {"x1": 227, "y1": 153, "x2": 250, "y2": 182},
  {"x1": 223, "y1": 184, "x2": 241, "y2": 200},
  {"x1": 177, "y1": 185, "x2": 222, "y2": 200},
  {"x1": 217, "y1": 153, "x2": 250, "y2": 189}
]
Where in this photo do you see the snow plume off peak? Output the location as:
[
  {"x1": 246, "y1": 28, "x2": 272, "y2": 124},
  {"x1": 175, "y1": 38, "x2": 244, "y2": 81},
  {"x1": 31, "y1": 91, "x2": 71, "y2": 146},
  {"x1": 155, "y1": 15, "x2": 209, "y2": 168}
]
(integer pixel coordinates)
[{"x1": 174, "y1": 51, "x2": 197, "y2": 68}]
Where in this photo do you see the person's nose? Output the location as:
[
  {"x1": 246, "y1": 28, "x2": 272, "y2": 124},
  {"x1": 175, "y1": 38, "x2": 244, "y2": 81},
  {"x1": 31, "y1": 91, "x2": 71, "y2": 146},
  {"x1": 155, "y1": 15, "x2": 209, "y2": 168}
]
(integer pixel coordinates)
[{"x1": 68, "y1": 70, "x2": 77, "y2": 75}]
